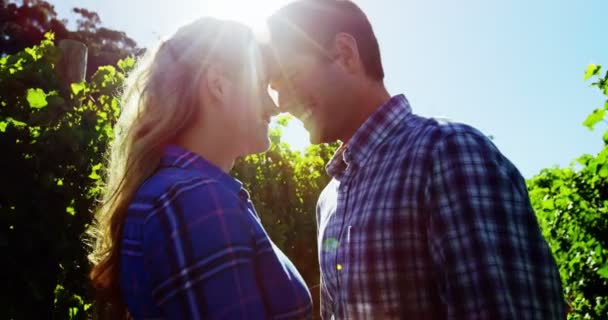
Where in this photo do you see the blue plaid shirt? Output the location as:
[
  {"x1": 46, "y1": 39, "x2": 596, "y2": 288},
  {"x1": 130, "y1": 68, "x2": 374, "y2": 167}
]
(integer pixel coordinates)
[
  {"x1": 120, "y1": 145, "x2": 313, "y2": 319},
  {"x1": 317, "y1": 95, "x2": 565, "y2": 319}
]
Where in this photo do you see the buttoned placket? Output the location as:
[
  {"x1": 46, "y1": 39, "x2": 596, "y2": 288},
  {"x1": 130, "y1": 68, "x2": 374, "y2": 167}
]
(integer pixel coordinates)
[{"x1": 333, "y1": 147, "x2": 357, "y2": 316}]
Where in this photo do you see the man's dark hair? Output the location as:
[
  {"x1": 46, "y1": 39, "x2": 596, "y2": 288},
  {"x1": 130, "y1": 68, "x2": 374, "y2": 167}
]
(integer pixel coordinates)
[{"x1": 268, "y1": 0, "x2": 384, "y2": 81}]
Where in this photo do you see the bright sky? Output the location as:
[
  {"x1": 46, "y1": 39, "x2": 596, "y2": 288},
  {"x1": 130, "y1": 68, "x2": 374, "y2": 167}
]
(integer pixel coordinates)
[{"x1": 53, "y1": 0, "x2": 608, "y2": 178}]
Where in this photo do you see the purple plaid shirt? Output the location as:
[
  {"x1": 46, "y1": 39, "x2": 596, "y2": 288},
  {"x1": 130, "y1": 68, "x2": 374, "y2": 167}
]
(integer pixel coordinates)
[
  {"x1": 317, "y1": 95, "x2": 565, "y2": 319},
  {"x1": 120, "y1": 145, "x2": 313, "y2": 319}
]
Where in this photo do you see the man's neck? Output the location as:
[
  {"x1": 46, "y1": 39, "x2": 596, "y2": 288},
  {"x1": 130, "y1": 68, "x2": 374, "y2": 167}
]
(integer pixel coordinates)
[{"x1": 341, "y1": 83, "x2": 391, "y2": 144}]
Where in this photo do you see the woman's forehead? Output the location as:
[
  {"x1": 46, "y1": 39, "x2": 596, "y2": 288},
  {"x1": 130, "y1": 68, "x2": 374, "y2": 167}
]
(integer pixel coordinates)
[
  {"x1": 257, "y1": 43, "x2": 277, "y2": 77},
  {"x1": 235, "y1": 42, "x2": 271, "y2": 83}
]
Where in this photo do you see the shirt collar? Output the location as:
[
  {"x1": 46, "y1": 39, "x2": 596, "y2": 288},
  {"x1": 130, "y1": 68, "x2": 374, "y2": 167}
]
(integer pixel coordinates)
[
  {"x1": 159, "y1": 144, "x2": 243, "y2": 193},
  {"x1": 326, "y1": 94, "x2": 412, "y2": 178}
]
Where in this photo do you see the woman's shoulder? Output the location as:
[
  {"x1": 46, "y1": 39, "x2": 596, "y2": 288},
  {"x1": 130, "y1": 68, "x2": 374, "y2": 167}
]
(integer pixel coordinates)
[
  {"x1": 134, "y1": 166, "x2": 254, "y2": 244},
  {"x1": 130, "y1": 167, "x2": 242, "y2": 222},
  {"x1": 143, "y1": 166, "x2": 216, "y2": 194}
]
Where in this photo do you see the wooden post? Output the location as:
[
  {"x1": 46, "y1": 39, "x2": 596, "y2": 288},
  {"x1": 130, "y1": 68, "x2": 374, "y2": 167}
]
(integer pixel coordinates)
[{"x1": 57, "y1": 39, "x2": 88, "y2": 85}]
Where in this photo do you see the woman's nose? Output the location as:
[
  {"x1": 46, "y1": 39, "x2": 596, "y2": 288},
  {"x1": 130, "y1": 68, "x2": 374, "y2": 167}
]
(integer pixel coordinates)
[{"x1": 264, "y1": 92, "x2": 280, "y2": 116}]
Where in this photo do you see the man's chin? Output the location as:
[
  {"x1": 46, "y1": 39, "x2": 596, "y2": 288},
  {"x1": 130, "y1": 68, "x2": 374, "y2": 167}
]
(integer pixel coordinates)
[
  {"x1": 308, "y1": 137, "x2": 321, "y2": 145},
  {"x1": 308, "y1": 130, "x2": 329, "y2": 145}
]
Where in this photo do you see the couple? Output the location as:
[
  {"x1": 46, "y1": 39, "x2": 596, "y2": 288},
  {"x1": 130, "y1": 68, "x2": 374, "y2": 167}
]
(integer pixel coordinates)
[{"x1": 89, "y1": 1, "x2": 566, "y2": 319}]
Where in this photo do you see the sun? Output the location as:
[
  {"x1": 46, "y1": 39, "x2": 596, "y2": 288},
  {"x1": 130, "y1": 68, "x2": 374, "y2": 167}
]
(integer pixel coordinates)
[{"x1": 203, "y1": 0, "x2": 291, "y2": 35}]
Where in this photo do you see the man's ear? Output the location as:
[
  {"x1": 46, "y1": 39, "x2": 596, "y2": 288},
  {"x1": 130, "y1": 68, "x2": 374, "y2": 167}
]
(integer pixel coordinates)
[
  {"x1": 204, "y1": 65, "x2": 228, "y2": 104},
  {"x1": 332, "y1": 32, "x2": 362, "y2": 75}
]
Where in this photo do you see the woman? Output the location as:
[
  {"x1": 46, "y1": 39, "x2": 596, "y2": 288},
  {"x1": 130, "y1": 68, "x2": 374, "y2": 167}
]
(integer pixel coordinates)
[{"x1": 88, "y1": 17, "x2": 313, "y2": 319}]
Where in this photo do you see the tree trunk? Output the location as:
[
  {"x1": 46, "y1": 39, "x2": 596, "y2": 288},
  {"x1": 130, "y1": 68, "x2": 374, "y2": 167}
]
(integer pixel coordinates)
[{"x1": 57, "y1": 39, "x2": 88, "y2": 85}]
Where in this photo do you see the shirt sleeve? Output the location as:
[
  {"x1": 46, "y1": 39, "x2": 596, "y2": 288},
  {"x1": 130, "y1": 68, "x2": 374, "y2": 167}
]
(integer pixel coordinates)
[
  {"x1": 142, "y1": 178, "x2": 268, "y2": 319},
  {"x1": 426, "y1": 130, "x2": 566, "y2": 319}
]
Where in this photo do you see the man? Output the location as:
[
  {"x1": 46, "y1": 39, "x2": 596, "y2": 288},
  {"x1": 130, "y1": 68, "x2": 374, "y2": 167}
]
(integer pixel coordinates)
[{"x1": 266, "y1": 0, "x2": 566, "y2": 319}]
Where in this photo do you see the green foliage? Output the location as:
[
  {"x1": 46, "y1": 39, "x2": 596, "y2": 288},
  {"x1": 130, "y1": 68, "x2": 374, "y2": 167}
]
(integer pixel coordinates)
[
  {"x1": 528, "y1": 64, "x2": 608, "y2": 319},
  {"x1": 584, "y1": 108, "x2": 606, "y2": 131},
  {"x1": 1, "y1": 0, "x2": 143, "y2": 78},
  {"x1": 0, "y1": 34, "x2": 131, "y2": 319},
  {"x1": 232, "y1": 115, "x2": 338, "y2": 315},
  {"x1": 584, "y1": 64, "x2": 601, "y2": 81},
  {"x1": 26, "y1": 88, "x2": 49, "y2": 109}
]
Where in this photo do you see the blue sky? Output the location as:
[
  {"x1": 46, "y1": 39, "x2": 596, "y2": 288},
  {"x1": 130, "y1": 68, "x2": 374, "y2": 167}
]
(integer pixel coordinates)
[{"x1": 53, "y1": 0, "x2": 607, "y2": 177}]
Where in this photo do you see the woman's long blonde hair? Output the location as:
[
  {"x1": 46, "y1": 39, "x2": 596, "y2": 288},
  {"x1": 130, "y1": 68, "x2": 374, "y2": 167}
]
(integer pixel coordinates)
[{"x1": 88, "y1": 17, "x2": 254, "y2": 318}]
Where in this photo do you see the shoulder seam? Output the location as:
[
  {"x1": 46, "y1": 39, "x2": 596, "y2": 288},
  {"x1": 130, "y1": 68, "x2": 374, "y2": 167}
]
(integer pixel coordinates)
[{"x1": 144, "y1": 177, "x2": 219, "y2": 223}]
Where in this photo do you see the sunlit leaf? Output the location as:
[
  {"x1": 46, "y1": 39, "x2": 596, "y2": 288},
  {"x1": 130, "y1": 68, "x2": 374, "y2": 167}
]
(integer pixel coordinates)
[
  {"x1": 117, "y1": 57, "x2": 135, "y2": 72},
  {"x1": 583, "y1": 64, "x2": 600, "y2": 81},
  {"x1": 275, "y1": 114, "x2": 293, "y2": 127},
  {"x1": 26, "y1": 88, "x2": 48, "y2": 109},
  {"x1": 599, "y1": 264, "x2": 608, "y2": 279},
  {"x1": 71, "y1": 82, "x2": 86, "y2": 96},
  {"x1": 89, "y1": 163, "x2": 103, "y2": 180},
  {"x1": 583, "y1": 108, "x2": 606, "y2": 130},
  {"x1": 25, "y1": 47, "x2": 41, "y2": 61},
  {"x1": 599, "y1": 164, "x2": 608, "y2": 178},
  {"x1": 2, "y1": 117, "x2": 28, "y2": 132},
  {"x1": 69, "y1": 307, "x2": 79, "y2": 317}
]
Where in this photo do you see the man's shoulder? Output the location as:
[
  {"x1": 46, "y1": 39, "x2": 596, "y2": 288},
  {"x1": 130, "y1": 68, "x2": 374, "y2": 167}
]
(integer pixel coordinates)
[
  {"x1": 394, "y1": 114, "x2": 491, "y2": 151},
  {"x1": 434, "y1": 118, "x2": 488, "y2": 138},
  {"x1": 412, "y1": 116, "x2": 518, "y2": 178}
]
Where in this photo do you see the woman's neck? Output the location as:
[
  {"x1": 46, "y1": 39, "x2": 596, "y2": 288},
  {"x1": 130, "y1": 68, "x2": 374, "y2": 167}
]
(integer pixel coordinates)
[{"x1": 175, "y1": 127, "x2": 237, "y2": 173}]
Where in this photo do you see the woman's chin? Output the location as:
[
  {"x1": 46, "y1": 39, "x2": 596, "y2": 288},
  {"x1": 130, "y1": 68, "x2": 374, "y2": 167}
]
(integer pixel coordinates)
[{"x1": 244, "y1": 137, "x2": 271, "y2": 155}]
